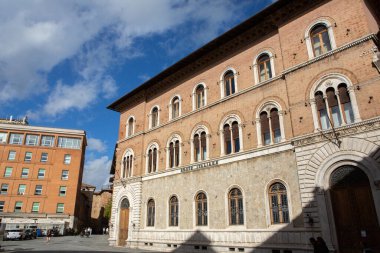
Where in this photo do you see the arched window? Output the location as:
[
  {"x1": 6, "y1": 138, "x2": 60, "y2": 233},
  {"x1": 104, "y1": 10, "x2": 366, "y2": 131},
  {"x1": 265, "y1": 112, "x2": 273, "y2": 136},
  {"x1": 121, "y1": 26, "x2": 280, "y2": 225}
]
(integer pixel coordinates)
[
  {"x1": 167, "y1": 135, "x2": 181, "y2": 168},
  {"x1": 122, "y1": 150, "x2": 133, "y2": 178},
  {"x1": 146, "y1": 143, "x2": 159, "y2": 174},
  {"x1": 258, "y1": 54, "x2": 272, "y2": 82},
  {"x1": 195, "y1": 85, "x2": 205, "y2": 109},
  {"x1": 310, "y1": 75, "x2": 360, "y2": 131},
  {"x1": 169, "y1": 196, "x2": 179, "y2": 226},
  {"x1": 147, "y1": 199, "x2": 155, "y2": 227},
  {"x1": 256, "y1": 102, "x2": 285, "y2": 147},
  {"x1": 196, "y1": 192, "x2": 207, "y2": 226},
  {"x1": 229, "y1": 188, "x2": 244, "y2": 225},
  {"x1": 171, "y1": 96, "x2": 180, "y2": 120},
  {"x1": 194, "y1": 131, "x2": 207, "y2": 162},
  {"x1": 310, "y1": 24, "x2": 332, "y2": 57},
  {"x1": 224, "y1": 70, "x2": 236, "y2": 97},
  {"x1": 269, "y1": 182, "x2": 289, "y2": 224},
  {"x1": 220, "y1": 116, "x2": 243, "y2": 155},
  {"x1": 126, "y1": 117, "x2": 134, "y2": 137},
  {"x1": 121, "y1": 198, "x2": 130, "y2": 209},
  {"x1": 150, "y1": 107, "x2": 159, "y2": 128}
]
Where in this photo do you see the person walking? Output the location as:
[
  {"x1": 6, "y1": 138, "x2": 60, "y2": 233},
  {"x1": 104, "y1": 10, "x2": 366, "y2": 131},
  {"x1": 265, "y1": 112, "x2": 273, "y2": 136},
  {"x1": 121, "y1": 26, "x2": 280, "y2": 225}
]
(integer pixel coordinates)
[
  {"x1": 46, "y1": 229, "x2": 52, "y2": 243},
  {"x1": 89, "y1": 227, "x2": 92, "y2": 236},
  {"x1": 103, "y1": 227, "x2": 106, "y2": 235}
]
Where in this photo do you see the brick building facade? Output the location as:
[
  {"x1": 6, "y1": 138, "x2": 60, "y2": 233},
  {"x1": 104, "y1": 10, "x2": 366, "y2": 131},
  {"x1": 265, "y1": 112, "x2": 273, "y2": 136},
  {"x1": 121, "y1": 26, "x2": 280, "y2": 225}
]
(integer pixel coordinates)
[
  {"x1": 0, "y1": 118, "x2": 86, "y2": 233},
  {"x1": 108, "y1": 0, "x2": 380, "y2": 252}
]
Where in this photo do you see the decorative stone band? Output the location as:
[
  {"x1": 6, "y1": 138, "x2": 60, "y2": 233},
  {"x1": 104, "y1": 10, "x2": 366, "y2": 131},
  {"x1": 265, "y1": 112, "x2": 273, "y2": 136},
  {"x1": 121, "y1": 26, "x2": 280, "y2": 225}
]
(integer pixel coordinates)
[{"x1": 291, "y1": 116, "x2": 380, "y2": 147}]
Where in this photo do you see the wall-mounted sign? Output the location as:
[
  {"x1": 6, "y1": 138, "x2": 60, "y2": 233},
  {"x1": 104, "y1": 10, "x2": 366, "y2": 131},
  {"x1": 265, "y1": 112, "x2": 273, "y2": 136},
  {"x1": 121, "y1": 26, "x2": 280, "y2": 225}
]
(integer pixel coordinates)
[{"x1": 181, "y1": 160, "x2": 219, "y2": 173}]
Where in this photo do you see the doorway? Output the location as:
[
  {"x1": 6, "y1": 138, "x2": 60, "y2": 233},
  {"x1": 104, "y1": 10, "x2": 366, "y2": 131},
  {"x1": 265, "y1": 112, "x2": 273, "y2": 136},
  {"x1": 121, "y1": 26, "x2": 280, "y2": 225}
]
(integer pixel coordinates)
[
  {"x1": 118, "y1": 198, "x2": 130, "y2": 246},
  {"x1": 330, "y1": 166, "x2": 380, "y2": 253}
]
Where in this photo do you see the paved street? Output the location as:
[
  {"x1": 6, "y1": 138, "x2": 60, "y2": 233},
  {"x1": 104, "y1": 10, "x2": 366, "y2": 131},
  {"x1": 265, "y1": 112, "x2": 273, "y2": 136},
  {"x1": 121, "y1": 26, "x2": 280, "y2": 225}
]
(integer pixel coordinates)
[{"x1": 0, "y1": 235, "x2": 153, "y2": 253}]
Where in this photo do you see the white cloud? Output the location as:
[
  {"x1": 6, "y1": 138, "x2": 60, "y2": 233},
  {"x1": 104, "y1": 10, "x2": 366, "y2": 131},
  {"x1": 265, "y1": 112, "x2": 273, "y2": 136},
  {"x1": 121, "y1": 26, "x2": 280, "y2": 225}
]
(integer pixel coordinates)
[
  {"x1": 87, "y1": 137, "x2": 107, "y2": 153},
  {"x1": 0, "y1": 0, "x2": 249, "y2": 117},
  {"x1": 83, "y1": 155, "x2": 112, "y2": 189}
]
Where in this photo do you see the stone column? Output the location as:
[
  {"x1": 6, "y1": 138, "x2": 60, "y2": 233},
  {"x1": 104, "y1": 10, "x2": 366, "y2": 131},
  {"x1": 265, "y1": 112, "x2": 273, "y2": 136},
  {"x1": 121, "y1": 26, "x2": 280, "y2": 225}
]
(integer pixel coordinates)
[
  {"x1": 348, "y1": 87, "x2": 361, "y2": 122},
  {"x1": 335, "y1": 91, "x2": 346, "y2": 126},
  {"x1": 255, "y1": 119, "x2": 262, "y2": 148},
  {"x1": 279, "y1": 111, "x2": 286, "y2": 142},
  {"x1": 310, "y1": 99, "x2": 320, "y2": 132}
]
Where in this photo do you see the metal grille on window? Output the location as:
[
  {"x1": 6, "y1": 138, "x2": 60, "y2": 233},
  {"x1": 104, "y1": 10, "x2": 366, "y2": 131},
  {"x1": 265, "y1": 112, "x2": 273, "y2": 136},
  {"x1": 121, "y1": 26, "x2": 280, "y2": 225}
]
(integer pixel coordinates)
[
  {"x1": 224, "y1": 124, "x2": 231, "y2": 154},
  {"x1": 229, "y1": 188, "x2": 244, "y2": 225},
  {"x1": 269, "y1": 182, "x2": 289, "y2": 224},
  {"x1": 169, "y1": 196, "x2": 178, "y2": 226},
  {"x1": 196, "y1": 193, "x2": 208, "y2": 226}
]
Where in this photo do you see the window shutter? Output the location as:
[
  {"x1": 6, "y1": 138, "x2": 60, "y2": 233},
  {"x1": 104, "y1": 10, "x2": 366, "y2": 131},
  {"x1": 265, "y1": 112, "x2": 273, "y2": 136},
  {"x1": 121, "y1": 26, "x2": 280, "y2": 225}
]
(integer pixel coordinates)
[
  {"x1": 315, "y1": 92, "x2": 325, "y2": 110},
  {"x1": 270, "y1": 109, "x2": 280, "y2": 130},
  {"x1": 338, "y1": 85, "x2": 350, "y2": 104},
  {"x1": 326, "y1": 89, "x2": 338, "y2": 107},
  {"x1": 260, "y1": 112, "x2": 270, "y2": 133},
  {"x1": 201, "y1": 132, "x2": 206, "y2": 148}
]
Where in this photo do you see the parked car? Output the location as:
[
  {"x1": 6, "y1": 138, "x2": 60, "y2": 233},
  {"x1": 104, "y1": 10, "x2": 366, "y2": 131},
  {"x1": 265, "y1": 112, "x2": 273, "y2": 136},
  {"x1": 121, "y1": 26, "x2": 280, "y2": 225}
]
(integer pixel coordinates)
[
  {"x1": 4, "y1": 230, "x2": 23, "y2": 240},
  {"x1": 21, "y1": 229, "x2": 34, "y2": 240}
]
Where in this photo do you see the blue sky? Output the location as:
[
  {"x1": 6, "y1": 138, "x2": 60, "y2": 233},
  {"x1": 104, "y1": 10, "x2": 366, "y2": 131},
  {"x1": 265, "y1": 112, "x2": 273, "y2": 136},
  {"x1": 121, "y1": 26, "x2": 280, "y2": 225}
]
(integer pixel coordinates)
[{"x1": 0, "y1": 0, "x2": 274, "y2": 189}]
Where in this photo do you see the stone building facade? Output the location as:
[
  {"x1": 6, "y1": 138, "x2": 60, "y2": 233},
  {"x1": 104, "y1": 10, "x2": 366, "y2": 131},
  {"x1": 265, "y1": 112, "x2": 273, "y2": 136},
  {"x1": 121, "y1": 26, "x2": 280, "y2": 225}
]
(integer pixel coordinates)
[
  {"x1": 0, "y1": 118, "x2": 87, "y2": 233},
  {"x1": 107, "y1": 0, "x2": 380, "y2": 252}
]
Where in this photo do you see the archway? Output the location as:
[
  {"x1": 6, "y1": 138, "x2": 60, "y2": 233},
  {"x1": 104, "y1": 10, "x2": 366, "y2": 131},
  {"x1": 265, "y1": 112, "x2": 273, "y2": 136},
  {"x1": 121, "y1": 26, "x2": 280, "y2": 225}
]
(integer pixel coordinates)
[
  {"x1": 329, "y1": 166, "x2": 380, "y2": 252},
  {"x1": 118, "y1": 198, "x2": 130, "y2": 246}
]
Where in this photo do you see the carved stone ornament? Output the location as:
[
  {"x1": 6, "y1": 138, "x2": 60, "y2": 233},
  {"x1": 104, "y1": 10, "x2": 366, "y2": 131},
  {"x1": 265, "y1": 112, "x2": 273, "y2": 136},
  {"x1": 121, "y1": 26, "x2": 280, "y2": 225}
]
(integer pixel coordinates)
[
  {"x1": 291, "y1": 117, "x2": 380, "y2": 147},
  {"x1": 325, "y1": 80, "x2": 333, "y2": 87}
]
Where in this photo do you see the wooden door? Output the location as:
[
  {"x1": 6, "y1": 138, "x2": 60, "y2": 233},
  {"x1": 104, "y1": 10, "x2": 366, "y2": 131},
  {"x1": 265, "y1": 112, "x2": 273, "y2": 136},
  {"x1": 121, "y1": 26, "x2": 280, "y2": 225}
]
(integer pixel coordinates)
[
  {"x1": 118, "y1": 198, "x2": 130, "y2": 246},
  {"x1": 330, "y1": 166, "x2": 380, "y2": 253}
]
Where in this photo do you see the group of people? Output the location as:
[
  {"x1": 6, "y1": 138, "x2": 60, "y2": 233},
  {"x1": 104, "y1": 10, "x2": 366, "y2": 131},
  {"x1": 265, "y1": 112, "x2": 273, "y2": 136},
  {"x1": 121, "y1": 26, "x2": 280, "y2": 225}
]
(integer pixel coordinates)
[
  {"x1": 80, "y1": 227, "x2": 92, "y2": 237},
  {"x1": 309, "y1": 237, "x2": 329, "y2": 253}
]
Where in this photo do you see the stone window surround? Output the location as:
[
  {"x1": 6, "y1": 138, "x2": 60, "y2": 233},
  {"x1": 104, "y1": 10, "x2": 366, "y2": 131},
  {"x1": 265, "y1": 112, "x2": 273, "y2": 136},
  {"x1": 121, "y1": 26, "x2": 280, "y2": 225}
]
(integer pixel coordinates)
[
  {"x1": 219, "y1": 67, "x2": 238, "y2": 99},
  {"x1": 219, "y1": 114, "x2": 244, "y2": 156},
  {"x1": 166, "y1": 134, "x2": 182, "y2": 169},
  {"x1": 145, "y1": 142, "x2": 159, "y2": 174},
  {"x1": 253, "y1": 50, "x2": 276, "y2": 85},
  {"x1": 305, "y1": 19, "x2": 337, "y2": 59},
  {"x1": 191, "y1": 83, "x2": 208, "y2": 111},
  {"x1": 148, "y1": 105, "x2": 160, "y2": 129},
  {"x1": 122, "y1": 148, "x2": 134, "y2": 178},
  {"x1": 169, "y1": 95, "x2": 182, "y2": 121},
  {"x1": 126, "y1": 115, "x2": 135, "y2": 138},
  {"x1": 309, "y1": 73, "x2": 361, "y2": 132},
  {"x1": 190, "y1": 125, "x2": 210, "y2": 163}
]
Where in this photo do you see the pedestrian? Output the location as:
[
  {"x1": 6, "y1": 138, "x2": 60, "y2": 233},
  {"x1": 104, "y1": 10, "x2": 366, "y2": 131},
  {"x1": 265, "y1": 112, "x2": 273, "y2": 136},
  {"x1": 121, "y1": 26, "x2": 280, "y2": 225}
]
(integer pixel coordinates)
[
  {"x1": 89, "y1": 227, "x2": 92, "y2": 236},
  {"x1": 316, "y1": 237, "x2": 329, "y2": 253},
  {"x1": 105, "y1": 227, "x2": 108, "y2": 235},
  {"x1": 310, "y1": 237, "x2": 317, "y2": 253},
  {"x1": 46, "y1": 229, "x2": 52, "y2": 243},
  {"x1": 103, "y1": 227, "x2": 106, "y2": 235}
]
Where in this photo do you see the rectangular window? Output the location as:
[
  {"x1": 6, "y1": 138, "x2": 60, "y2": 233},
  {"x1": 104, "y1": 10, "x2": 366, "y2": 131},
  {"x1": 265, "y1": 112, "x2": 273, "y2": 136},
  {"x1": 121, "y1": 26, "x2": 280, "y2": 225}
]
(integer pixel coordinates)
[
  {"x1": 25, "y1": 134, "x2": 39, "y2": 146},
  {"x1": 41, "y1": 135, "x2": 55, "y2": 147},
  {"x1": 21, "y1": 168, "x2": 29, "y2": 178},
  {"x1": 4, "y1": 167, "x2": 12, "y2": 177},
  {"x1": 9, "y1": 133, "x2": 23, "y2": 145},
  {"x1": 0, "y1": 132, "x2": 7, "y2": 143},
  {"x1": 59, "y1": 186, "x2": 67, "y2": 196},
  {"x1": 40, "y1": 152, "x2": 48, "y2": 162},
  {"x1": 0, "y1": 201, "x2": 4, "y2": 212},
  {"x1": 37, "y1": 169, "x2": 46, "y2": 179},
  {"x1": 64, "y1": 154, "x2": 71, "y2": 164},
  {"x1": 24, "y1": 152, "x2": 32, "y2": 162},
  {"x1": 18, "y1": 184, "x2": 26, "y2": 195},
  {"x1": 1, "y1": 184, "x2": 9, "y2": 195},
  {"x1": 35, "y1": 185, "x2": 43, "y2": 195},
  {"x1": 14, "y1": 201, "x2": 23, "y2": 212},
  {"x1": 56, "y1": 203, "x2": 64, "y2": 213},
  {"x1": 32, "y1": 202, "x2": 40, "y2": 213},
  {"x1": 61, "y1": 170, "x2": 69, "y2": 180},
  {"x1": 58, "y1": 137, "x2": 81, "y2": 149},
  {"x1": 8, "y1": 150, "x2": 16, "y2": 161}
]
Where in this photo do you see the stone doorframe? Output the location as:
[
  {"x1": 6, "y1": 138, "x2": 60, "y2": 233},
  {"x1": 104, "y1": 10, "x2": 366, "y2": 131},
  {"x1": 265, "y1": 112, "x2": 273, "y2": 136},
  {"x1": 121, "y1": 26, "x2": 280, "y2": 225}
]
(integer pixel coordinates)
[{"x1": 306, "y1": 138, "x2": 380, "y2": 250}]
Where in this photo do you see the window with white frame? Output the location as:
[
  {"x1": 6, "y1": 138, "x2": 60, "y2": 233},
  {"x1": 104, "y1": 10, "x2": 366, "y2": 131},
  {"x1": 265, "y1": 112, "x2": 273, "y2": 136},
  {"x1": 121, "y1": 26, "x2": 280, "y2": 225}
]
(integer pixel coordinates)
[
  {"x1": 126, "y1": 117, "x2": 135, "y2": 137},
  {"x1": 150, "y1": 106, "x2": 159, "y2": 128},
  {"x1": 32, "y1": 202, "x2": 40, "y2": 213},
  {"x1": 253, "y1": 51, "x2": 276, "y2": 84},
  {"x1": 170, "y1": 96, "x2": 181, "y2": 120},
  {"x1": 61, "y1": 170, "x2": 69, "y2": 180},
  {"x1": 58, "y1": 137, "x2": 81, "y2": 149},
  {"x1": 4, "y1": 167, "x2": 12, "y2": 177},
  {"x1": 310, "y1": 74, "x2": 360, "y2": 131},
  {"x1": 0, "y1": 132, "x2": 7, "y2": 143},
  {"x1": 191, "y1": 126, "x2": 209, "y2": 163},
  {"x1": 256, "y1": 102, "x2": 285, "y2": 147},
  {"x1": 146, "y1": 143, "x2": 159, "y2": 173},
  {"x1": 25, "y1": 134, "x2": 39, "y2": 146},
  {"x1": 35, "y1": 185, "x2": 43, "y2": 195},
  {"x1": 221, "y1": 70, "x2": 237, "y2": 97},
  {"x1": 167, "y1": 135, "x2": 181, "y2": 168},
  {"x1": 41, "y1": 135, "x2": 55, "y2": 147},
  {"x1": 21, "y1": 168, "x2": 29, "y2": 178},
  {"x1": 59, "y1": 186, "x2": 67, "y2": 196},
  {"x1": 18, "y1": 184, "x2": 26, "y2": 195},
  {"x1": 56, "y1": 203, "x2": 64, "y2": 213},
  {"x1": 220, "y1": 115, "x2": 243, "y2": 155},
  {"x1": 64, "y1": 154, "x2": 71, "y2": 164},
  {"x1": 9, "y1": 133, "x2": 23, "y2": 145},
  {"x1": 122, "y1": 149, "x2": 133, "y2": 178},
  {"x1": 192, "y1": 84, "x2": 207, "y2": 110},
  {"x1": 8, "y1": 150, "x2": 16, "y2": 161},
  {"x1": 37, "y1": 169, "x2": 45, "y2": 179},
  {"x1": 41, "y1": 152, "x2": 48, "y2": 162},
  {"x1": 305, "y1": 20, "x2": 336, "y2": 59},
  {"x1": 0, "y1": 201, "x2": 4, "y2": 212},
  {"x1": 14, "y1": 201, "x2": 23, "y2": 212},
  {"x1": 1, "y1": 184, "x2": 9, "y2": 195},
  {"x1": 24, "y1": 151, "x2": 32, "y2": 162}
]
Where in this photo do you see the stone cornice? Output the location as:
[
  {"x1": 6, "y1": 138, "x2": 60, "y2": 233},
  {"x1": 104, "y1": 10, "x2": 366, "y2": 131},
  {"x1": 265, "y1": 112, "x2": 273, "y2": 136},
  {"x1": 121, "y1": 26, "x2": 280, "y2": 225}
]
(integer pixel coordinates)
[
  {"x1": 0, "y1": 123, "x2": 86, "y2": 136},
  {"x1": 291, "y1": 116, "x2": 380, "y2": 147}
]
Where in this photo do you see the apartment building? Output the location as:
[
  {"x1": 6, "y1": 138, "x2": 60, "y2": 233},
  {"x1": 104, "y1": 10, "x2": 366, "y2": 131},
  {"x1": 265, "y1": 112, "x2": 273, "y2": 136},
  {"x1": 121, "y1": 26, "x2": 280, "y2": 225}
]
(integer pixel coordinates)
[
  {"x1": 107, "y1": 0, "x2": 380, "y2": 252},
  {"x1": 0, "y1": 117, "x2": 86, "y2": 233}
]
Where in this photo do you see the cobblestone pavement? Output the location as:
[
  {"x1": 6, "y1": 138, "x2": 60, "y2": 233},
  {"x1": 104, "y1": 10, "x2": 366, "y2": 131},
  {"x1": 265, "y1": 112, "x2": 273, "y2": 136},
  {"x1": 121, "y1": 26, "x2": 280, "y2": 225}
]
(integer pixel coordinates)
[{"x1": 0, "y1": 235, "x2": 155, "y2": 253}]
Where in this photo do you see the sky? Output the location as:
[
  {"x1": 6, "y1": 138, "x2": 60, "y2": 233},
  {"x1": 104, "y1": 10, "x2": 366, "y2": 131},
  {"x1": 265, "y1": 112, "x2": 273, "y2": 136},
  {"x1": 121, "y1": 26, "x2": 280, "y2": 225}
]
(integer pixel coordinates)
[{"x1": 0, "y1": 0, "x2": 275, "y2": 189}]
